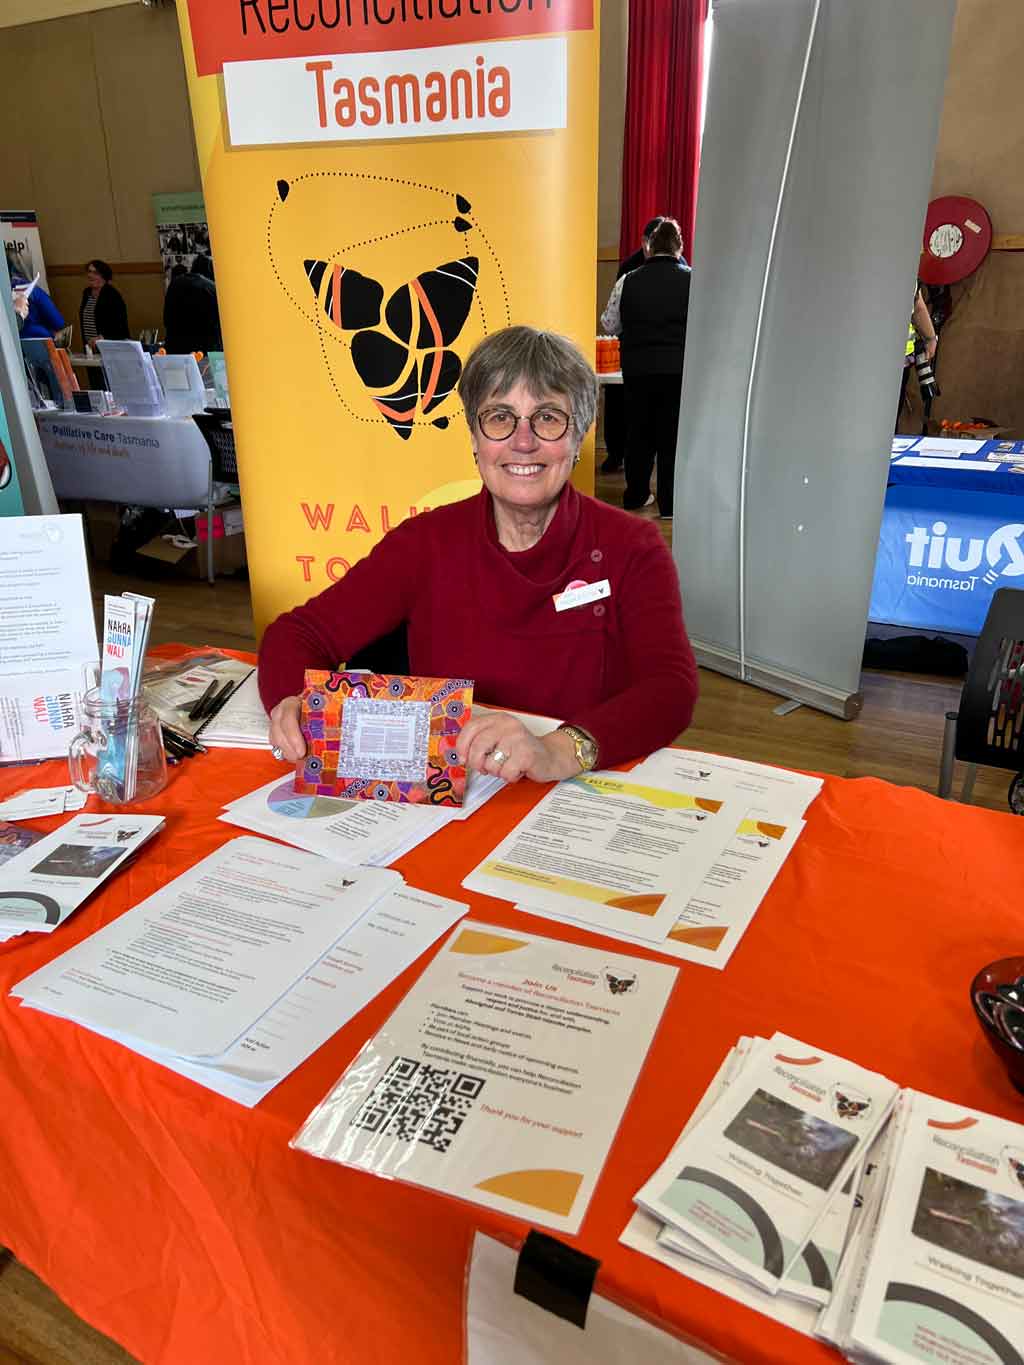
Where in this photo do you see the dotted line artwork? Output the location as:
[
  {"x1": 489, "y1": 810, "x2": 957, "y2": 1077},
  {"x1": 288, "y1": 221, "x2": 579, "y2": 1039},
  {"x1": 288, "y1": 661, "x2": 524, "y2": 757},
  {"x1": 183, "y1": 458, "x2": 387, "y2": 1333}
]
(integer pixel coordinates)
[{"x1": 268, "y1": 170, "x2": 508, "y2": 438}]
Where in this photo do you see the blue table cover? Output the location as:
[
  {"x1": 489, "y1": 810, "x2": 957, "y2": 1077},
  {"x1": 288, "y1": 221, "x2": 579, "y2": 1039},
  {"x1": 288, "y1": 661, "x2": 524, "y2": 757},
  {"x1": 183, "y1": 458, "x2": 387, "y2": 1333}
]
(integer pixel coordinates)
[{"x1": 870, "y1": 437, "x2": 1024, "y2": 635}]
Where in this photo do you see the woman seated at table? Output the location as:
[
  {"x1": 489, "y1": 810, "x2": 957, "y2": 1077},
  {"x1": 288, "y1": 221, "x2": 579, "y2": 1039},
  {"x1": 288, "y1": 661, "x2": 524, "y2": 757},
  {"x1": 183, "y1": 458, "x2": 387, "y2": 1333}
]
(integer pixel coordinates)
[{"x1": 260, "y1": 326, "x2": 698, "y2": 783}]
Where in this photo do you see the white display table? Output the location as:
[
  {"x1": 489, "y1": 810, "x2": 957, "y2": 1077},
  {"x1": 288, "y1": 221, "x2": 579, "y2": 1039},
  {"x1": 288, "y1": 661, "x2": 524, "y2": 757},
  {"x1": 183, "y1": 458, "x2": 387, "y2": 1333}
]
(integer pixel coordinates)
[{"x1": 34, "y1": 411, "x2": 218, "y2": 582}]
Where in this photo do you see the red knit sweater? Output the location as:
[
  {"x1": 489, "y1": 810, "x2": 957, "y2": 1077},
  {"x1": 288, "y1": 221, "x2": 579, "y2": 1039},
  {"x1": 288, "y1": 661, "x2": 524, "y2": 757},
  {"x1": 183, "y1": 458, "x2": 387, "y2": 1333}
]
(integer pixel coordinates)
[{"x1": 258, "y1": 485, "x2": 698, "y2": 769}]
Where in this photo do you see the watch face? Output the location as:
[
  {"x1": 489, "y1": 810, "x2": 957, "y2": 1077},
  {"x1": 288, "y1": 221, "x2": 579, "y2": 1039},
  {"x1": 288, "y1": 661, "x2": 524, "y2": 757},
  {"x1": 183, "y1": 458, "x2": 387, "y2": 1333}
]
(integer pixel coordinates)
[{"x1": 1009, "y1": 772, "x2": 1024, "y2": 816}]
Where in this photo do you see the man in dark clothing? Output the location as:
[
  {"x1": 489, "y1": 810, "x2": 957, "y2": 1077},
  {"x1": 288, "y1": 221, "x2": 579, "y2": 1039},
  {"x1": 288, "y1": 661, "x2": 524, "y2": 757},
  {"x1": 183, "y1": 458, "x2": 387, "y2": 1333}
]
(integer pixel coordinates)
[
  {"x1": 163, "y1": 255, "x2": 222, "y2": 355},
  {"x1": 617, "y1": 218, "x2": 690, "y2": 519},
  {"x1": 598, "y1": 216, "x2": 665, "y2": 474}
]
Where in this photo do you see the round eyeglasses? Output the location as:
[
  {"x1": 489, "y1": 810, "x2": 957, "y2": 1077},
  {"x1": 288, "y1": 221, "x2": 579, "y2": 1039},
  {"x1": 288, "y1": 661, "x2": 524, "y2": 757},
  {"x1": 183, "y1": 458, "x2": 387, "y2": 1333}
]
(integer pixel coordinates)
[{"x1": 477, "y1": 406, "x2": 572, "y2": 442}]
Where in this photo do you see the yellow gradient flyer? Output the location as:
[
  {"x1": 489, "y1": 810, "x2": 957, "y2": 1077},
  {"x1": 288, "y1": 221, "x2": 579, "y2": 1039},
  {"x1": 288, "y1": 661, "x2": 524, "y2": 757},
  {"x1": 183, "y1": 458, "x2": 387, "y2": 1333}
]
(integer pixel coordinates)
[{"x1": 174, "y1": 1, "x2": 599, "y2": 631}]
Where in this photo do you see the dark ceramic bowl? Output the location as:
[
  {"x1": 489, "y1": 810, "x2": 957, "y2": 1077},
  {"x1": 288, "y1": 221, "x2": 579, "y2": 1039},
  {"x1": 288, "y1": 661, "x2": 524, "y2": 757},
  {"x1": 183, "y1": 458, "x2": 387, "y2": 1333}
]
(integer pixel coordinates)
[{"x1": 971, "y1": 956, "x2": 1024, "y2": 1096}]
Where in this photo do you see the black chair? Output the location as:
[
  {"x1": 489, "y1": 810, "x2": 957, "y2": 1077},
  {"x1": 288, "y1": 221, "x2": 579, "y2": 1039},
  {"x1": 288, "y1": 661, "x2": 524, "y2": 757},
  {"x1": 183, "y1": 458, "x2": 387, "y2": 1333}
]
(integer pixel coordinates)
[
  {"x1": 192, "y1": 408, "x2": 238, "y2": 482},
  {"x1": 938, "y1": 587, "x2": 1024, "y2": 807}
]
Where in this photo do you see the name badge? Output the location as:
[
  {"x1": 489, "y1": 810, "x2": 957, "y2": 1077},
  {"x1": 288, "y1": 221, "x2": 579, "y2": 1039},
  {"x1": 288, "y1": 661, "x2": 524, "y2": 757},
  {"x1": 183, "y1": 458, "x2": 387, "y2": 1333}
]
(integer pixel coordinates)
[{"x1": 553, "y1": 578, "x2": 611, "y2": 613}]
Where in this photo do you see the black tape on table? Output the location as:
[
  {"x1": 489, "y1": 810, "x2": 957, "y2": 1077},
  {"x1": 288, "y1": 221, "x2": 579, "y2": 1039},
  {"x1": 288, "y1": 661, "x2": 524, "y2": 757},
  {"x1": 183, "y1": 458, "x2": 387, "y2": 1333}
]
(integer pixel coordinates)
[{"x1": 512, "y1": 1229, "x2": 600, "y2": 1330}]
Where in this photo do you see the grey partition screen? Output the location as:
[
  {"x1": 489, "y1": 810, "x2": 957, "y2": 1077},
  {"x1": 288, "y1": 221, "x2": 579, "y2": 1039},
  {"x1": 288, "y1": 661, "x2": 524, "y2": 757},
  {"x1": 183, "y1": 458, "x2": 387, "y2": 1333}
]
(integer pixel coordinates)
[{"x1": 674, "y1": 0, "x2": 956, "y2": 717}]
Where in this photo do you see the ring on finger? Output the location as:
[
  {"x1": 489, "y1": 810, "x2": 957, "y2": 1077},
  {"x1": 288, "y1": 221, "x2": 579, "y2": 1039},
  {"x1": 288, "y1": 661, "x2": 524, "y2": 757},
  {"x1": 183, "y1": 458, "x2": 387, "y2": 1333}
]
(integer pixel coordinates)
[
  {"x1": 271, "y1": 745, "x2": 285, "y2": 761},
  {"x1": 489, "y1": 748, "x2": 508, "y2": 766}
]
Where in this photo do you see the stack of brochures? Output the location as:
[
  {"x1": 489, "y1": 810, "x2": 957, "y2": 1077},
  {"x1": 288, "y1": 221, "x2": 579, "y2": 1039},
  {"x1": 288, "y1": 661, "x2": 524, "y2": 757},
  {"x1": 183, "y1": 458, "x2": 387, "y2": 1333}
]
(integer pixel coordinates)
[
  {"x1": 622, "y1": 1038, "x2": 1024, "y2": 1362},
  {"x1": 464, "y1": 748, "x2": 823, "y2": 971},
  {"x1": 99, "y1": 591, "x2": 155, "y2": 801},
  {"x1": 96, "y1": 340, "x2": 165, "y2": 417},
  {"x1": 0, "y1": 813, "x2": 165, "y2": 941},
  {"x1": 10, "y1": 836, "x2": 468, "y2": 1106}
]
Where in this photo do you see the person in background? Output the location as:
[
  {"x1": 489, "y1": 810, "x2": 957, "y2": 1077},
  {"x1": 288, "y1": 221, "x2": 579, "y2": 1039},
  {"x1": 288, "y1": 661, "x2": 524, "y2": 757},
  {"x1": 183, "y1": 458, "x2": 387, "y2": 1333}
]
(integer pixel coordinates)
[
  {"x1": 79, "y1": 259, "x2": 129, "y2": 351},
  {"x1": 616, "y1": 217, "x2": 691, "y2": 519},
  {"x1": 5, "y1": 248, "x2": 65, "y2": 340},
  {"x1": 260, "y1": 324, "x2": 698, "y2": 783},
  {"x1": 897, "y1": 285, "x2": 938, "y2": 432},
  {"x1": 598, "y1": 216, "x2": 664, "y2": 474},
  {"x1": 163, "y1": 254, "x2": 222, "y2": 355}
]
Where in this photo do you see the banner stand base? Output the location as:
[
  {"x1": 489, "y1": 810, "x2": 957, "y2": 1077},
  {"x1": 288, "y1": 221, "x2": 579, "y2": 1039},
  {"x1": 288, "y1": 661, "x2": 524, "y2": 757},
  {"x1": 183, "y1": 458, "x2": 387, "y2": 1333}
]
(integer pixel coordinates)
[{"x1": 693, "y1": 641, "x2": 863, "y2": 721}]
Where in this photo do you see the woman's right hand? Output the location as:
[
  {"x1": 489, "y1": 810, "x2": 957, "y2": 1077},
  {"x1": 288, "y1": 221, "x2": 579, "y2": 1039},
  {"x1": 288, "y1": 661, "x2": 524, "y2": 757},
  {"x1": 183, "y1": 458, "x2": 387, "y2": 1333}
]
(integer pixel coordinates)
[{"x1": 268, "y1": 695, "x2": 306, "y2": 762}]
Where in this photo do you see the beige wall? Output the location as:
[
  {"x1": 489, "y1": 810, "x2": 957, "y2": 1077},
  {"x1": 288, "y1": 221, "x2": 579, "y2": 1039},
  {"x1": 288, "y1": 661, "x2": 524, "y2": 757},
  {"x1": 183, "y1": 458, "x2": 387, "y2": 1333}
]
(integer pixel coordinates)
[
  {"x1": 0, "y1": 3, "x2": 199, "y2": 336},
  {"x1": 911, "y1": 0, "x2": 1024, "y2": 435},
  {"x1": 1, "y1": 2, "x2": 626, "y2": 336},
  {"x1": 0, "y1": 0, "x2": 132, "y2": 29}
]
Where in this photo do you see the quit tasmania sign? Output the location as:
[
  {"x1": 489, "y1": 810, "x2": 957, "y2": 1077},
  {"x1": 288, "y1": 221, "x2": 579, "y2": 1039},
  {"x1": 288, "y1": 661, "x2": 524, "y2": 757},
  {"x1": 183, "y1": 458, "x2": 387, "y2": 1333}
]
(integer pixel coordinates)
[{"x1": 175, "y1": 0, "x2": 598, "y2": 632}]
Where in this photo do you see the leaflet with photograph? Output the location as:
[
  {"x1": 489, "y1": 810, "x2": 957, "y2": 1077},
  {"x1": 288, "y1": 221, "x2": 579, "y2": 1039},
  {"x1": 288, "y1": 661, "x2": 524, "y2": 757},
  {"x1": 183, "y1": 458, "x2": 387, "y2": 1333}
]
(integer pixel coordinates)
[
  {"x1": 849, "y1": 1091, "x2": 1024, "y2": 1365},
  {"x1": 0, "y1": 821, "x2": 43, "y2": 868},
  {"x1": 463, "y1": 772, "x2": 743, "y2": 945},
  {"x1": 12, "y1": 838, "x2": 401, "y2": 1061},
  {"x1": 635, "y1": 1033, "x2": 898, "y2": 1293},
  {"x1": 0, "y1": 515, "x2": 97, "y2": 761},
  {"x1": 22, "y1": 883, "x2": 466, "y2": 1108},
  {"x1": 292, "y1": 920, "x2": 677, "y2": 1234},
  {"x1": 0, "y1": 813, "x2": 164, "y2": 933},
  {"x1": 630, "y1": 748, "x2": 823, "y2": 820}
]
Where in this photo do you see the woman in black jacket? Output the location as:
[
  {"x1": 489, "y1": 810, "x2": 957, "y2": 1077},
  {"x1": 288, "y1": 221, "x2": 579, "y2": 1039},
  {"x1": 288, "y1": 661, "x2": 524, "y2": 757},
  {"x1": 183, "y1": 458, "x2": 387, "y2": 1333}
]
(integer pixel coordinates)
[{"x1": 79, "y1": 259, "x2": 130, "y2": 351}]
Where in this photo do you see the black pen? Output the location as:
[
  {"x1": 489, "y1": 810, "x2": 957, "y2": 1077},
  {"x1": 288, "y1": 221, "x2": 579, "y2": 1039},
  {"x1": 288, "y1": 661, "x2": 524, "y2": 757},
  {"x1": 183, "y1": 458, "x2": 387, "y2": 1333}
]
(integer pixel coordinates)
[
  {"x1": 187, "y1": 680, "x2": 218, "y2": 720},
  {"x1": 161, "y1": 725, "x2": 206, "y2": 756},
  {"x1": 201, "y1": 679, "x2": 236, "y2": 721},
  {"x1": 163, "y1": 749, "x2": 181, "y2": 767}
]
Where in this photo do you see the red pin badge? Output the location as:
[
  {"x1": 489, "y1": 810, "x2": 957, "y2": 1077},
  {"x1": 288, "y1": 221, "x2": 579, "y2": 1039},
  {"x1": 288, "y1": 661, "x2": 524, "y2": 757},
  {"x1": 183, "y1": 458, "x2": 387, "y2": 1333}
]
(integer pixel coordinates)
[{"x1": 919, "y1": 196, "x2": 992, "y2": 285}]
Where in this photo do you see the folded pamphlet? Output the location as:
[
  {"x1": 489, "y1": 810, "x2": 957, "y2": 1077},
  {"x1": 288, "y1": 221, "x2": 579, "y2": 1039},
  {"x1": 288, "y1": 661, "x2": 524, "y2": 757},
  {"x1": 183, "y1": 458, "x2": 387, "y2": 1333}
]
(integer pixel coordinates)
[{"x1": 635, "y1": 1032, "x2": 899, "y2": 1294}]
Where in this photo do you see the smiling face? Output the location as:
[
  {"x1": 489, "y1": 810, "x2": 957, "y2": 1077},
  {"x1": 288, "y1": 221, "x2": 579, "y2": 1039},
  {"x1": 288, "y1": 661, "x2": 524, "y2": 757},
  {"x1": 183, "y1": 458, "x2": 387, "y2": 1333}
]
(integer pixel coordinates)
[
  {"x1": 471, "y1": 379, "x2": 578, "y2": 519},
  {"x1": 85, "y1": 265, "x2": 105, "y2": 291}
]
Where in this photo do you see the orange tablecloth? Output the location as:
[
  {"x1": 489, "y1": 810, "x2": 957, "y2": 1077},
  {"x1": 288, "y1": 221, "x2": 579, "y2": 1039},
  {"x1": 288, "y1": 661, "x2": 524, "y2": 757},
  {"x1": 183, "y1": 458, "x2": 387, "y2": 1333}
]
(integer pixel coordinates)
[{"x1": 2, "y1": 669, "x2": 1024, "y2": 1363}]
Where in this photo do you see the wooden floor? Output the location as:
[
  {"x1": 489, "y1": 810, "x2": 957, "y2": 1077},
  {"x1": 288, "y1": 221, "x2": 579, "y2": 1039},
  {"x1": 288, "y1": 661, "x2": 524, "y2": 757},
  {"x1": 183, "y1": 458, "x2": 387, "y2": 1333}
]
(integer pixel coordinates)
[{"x1": 0, "y1": 490, "x2": 1013, "y2": 1365}]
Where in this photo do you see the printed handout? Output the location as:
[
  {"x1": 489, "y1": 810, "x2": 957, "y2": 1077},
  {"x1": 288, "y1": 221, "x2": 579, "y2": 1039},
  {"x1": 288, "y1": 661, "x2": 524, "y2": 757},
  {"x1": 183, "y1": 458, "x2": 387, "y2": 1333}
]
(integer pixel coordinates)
[
  {"x1": 463, "y1": 772, "x2": 743, "y2": 944},
  {"x1": 12, "y1": 838, "x2": 400, "y2": 1058},
  {"x1": 292, "y1": 920, "x2": 676, "y2": 1233},
  {"x1": 0, "y1": 515, "x2": 98, "y2": 761},
  {"x1": 23, "y1": 884, "x2": 467, "y2": 1107}
]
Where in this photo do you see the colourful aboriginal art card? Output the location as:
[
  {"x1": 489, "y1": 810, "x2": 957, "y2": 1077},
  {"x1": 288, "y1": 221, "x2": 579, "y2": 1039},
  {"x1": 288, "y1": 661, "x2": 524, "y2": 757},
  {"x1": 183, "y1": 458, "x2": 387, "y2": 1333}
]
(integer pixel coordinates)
[{"x1": 295, "y1": 670, "x2": 473, "y2": 807}]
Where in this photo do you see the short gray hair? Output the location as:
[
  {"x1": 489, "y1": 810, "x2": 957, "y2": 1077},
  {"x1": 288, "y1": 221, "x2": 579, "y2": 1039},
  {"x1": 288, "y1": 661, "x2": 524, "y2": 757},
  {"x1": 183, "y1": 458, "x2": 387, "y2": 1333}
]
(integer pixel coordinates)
[{"x1": 459, "y1": 326, "x2": 598, "y2": 446}]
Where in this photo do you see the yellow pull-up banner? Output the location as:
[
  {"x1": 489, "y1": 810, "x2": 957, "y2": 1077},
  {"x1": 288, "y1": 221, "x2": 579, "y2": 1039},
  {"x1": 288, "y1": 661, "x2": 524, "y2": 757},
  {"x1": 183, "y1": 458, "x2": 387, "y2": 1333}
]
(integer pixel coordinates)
[{"x1": 174, "y1": 1, "x2": 599, "y2": 632}]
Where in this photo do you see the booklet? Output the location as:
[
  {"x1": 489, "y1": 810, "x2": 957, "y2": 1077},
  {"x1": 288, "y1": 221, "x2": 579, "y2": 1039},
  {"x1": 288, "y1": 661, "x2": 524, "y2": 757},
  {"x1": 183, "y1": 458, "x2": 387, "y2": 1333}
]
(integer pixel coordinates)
[
  {"x1": 0, "y1": 514, "x2": 98, "y2": 762},
  {"x1": 12, "y1": 838, "x2": 402, "y2": 1061},
  {"x1": 848, "y1": 1091, "x2": 1024, "y2": 1365},
  {"x1": 292, "y1": 920, "x2": 677, "y2": 1233},
  {"x1": 296, "y1": 669, "x2": 474, "y2": 808},
  {"x1": 635, "y1": 1032, "x2": 898, "y2": 1293},
  {"x1": 0, "y1": 813, "x2": 164, "y2": 934},
  {"x1": 463, "y1": 771, "x2": 744, "y2": 945}
]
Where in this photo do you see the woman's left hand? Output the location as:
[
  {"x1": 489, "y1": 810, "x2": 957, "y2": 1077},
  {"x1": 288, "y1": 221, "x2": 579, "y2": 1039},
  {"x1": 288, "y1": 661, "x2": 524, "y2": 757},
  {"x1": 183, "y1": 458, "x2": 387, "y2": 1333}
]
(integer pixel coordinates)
[{"x1": 456, "y1": 712, "x2": 581, "y2": 784}]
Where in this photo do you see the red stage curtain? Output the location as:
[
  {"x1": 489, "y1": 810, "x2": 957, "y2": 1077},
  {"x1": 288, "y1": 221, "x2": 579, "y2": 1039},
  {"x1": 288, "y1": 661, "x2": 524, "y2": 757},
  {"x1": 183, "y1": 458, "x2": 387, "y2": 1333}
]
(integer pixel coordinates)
[{"x1": 619, "y1": 0, "x2": 709, "y2": 263}]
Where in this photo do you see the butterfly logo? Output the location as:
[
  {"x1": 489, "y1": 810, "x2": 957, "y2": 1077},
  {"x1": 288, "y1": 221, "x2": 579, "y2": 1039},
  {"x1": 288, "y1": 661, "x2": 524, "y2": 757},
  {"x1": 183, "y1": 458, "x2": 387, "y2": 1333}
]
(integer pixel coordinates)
[
  {"x1": 604, "y1": 969, "x2": 637, "y2": 996},
  {"x1": 1002, "y1": 1147, "x2": 1024, "y2": 1192},
  {"x1": 303, "y1": 251, "x2": 478, "y2": 440},
  {"x1": 831, "y1": 1084, "x2": 870, "y2": 1120}
]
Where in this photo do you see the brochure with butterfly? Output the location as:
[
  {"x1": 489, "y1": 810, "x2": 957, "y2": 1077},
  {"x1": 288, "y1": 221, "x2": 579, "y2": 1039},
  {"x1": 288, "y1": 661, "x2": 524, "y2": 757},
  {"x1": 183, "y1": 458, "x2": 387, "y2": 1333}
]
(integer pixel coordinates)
[
  {"x1": 847, "y1": 1091, "x2": 1024, "y2": 1365},
  {"x1": 635, "y1": 1032, "x2": 898, "y2": 1294},
  {"x1": 291, "y1": 920, "x2": 676, "y2": 1234}
]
